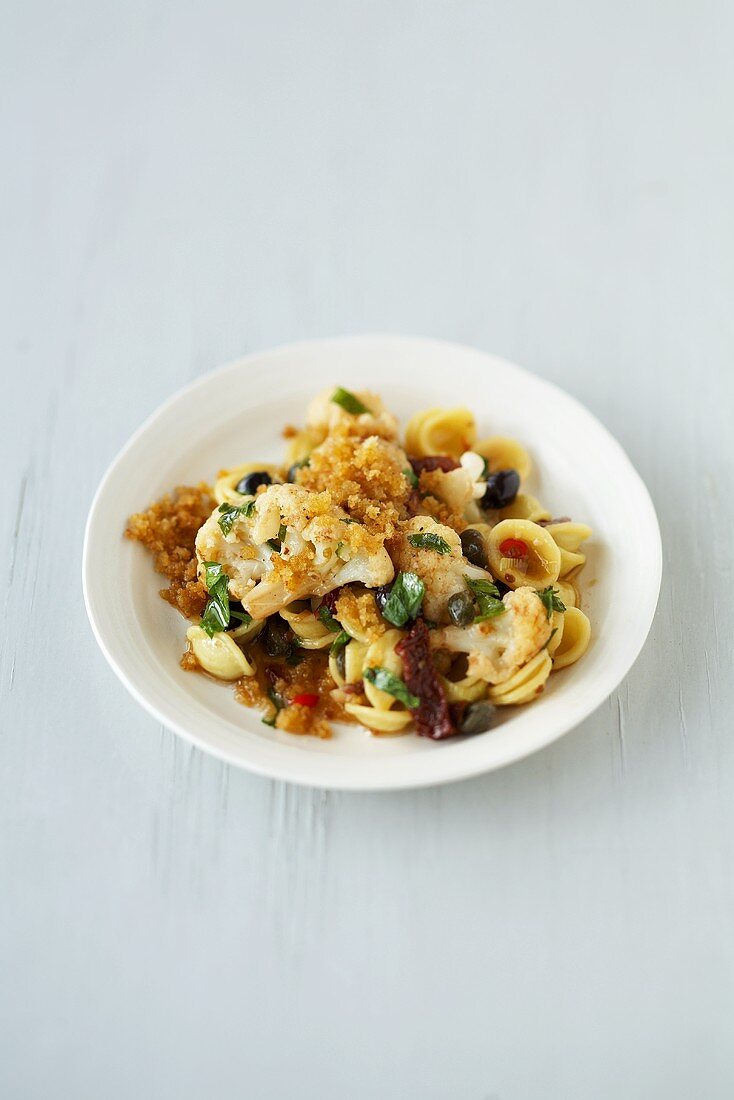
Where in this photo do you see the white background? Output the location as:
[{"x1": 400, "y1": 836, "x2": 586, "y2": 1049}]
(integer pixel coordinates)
[{"x1": 2, "y1": 2, "x2": 733, "y2": 1097}]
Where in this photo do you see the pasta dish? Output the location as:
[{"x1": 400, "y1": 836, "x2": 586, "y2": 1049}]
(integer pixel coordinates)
[{"x1": 126, "y1": 387, "x2": 592, "y2": 739}]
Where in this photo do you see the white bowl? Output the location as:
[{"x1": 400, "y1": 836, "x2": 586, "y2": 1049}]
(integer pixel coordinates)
[{"x1": 83, "y1": 336, "x2": 661, "y2": 790}]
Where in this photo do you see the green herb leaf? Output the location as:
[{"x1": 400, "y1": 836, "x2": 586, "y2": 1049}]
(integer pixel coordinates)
[
  {"x1": 480, "y1": 456, "x2": 491, "y2": 480},
  {"x1": 403, "y1": 467, "x2": 419, "y2": 489},
  {"x1": 537, "y1": 586, "x2": 566, "y2": 619},
  {"x1": 407, "y1": 531, "x2": 452, "y2": 555},
  {"x1": 217, "y1": 499, "x2": 256, "y2": 536},
  {"x1": 262, "y1": 686, "x2": 286, "y2": 727},
  {"x1": 330, "y1": 629, "x2": 350, "y2": 655},
  {"x1": 330, "y1": 387, "x2": 370, "y2": 415},
  {"x1": 464, "y1": 575, "x2": 506, "y2": 622},
  {"x1": 200, "y1": 561, "x2": 233, "y2": 636},
  {"x1": 229, "y1": 608, "x2": 252, "y2": 627},
  {"x1": 363, "y1": 667, "x2": 420, "y2": 709},
  {"x1": 380, "y1": 571, "x2": 425, "y2": 627},
  {"x1": 317, "y1": 604, "x2": 341, "y2": 633},
  {"x1": 341, "y1": 517, "x2": 360, "y2": 525}
]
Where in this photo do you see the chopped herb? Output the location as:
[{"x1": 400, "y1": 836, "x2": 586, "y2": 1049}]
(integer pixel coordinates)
[
  {"x1": 537, "y1": 586, "x2": 566, "y2": 619},
  {"x1": 317, "y1": 605, "x2": 341, "y2": 633},
  {"x1": 403, "y1": 467, "x2": 420, "y2": 489},
  {"x1": 330, "y1": 386, "x2": 370, "y2": 415},
  {"x1": 267, "y1": 523, "x2": 287, "y2": 553},
  {"x1": 546, "y1": 627, "x2": 558, "y2": 649},
  {"x1": 380, "y1": 571, "x2": 425, "y2": 628},
  {"x1": 200, "y1": 562, "x2": 232, "y2": 636},
  {"x1": 364, "y1": 667, "x2": 420, "y2": 709},
  {"x1": 217, "y1": 498, "x2": 256, "y2": 536},
  {"x1": 480, "y1": 456, "x2": 491, "y2": 480},
  {"x1": 229, "y1": 608, "x2": 252, "y2": 626},
  {"x1": 465, "y1": 575, "x2": 506, "y2": 622},
  {"x1": 336, "y1": 540, "x2": 346, "y2": 557},
  {"x1": 285, "y1": 645, "x2": 305, "y2": 667},
  {"x1": 262, "y1": 686, "x2": 286, "y2": 727},
  {"x1": 330, "y1": 629, "x2": 350, "y2": 655},
  {"x1": 341, "y1": 517, "x2": 360, "y2": 525},
  {"x1": 408, "y1": 531, "x2": 452, "y2": 555}
]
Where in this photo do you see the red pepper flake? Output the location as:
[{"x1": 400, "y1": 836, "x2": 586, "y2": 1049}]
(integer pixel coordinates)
[
  {"x1": 409, "y1": 455, "x2": 460, "y2": 476},
  {"x1": 292, "y1": 692, "x2": 319, "y2": 707},
  {"x1": 499, "y1": 537, "x2": 529, "y2": 559},
  {"x1": 395, "y1": 619, "x2": 457, "y2": 740}
]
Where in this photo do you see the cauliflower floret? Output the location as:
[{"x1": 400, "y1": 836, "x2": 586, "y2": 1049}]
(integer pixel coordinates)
[
  {"x1": 307, "y1": 386, "x2": 399, "y2": 442},
  {"x1": 390, "y1": 516, "x2": 492, "y2": 623},
  {"x1": 195, "y1": 483, "x2": 394, "y2": 619},
  {"x1": 432, "y1": 586, "x2": 552, "y2": 684}
]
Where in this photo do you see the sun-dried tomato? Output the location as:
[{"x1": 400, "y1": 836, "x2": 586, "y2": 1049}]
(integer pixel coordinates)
[{"x1": 396, "y1": 619, "x2": 457, "y2": 740}]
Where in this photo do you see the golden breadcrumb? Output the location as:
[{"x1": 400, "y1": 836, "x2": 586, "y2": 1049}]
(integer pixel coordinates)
[
  {"x1": 335, "y1": 588, "x2": 389, "y2": 643},
  {"x1": 125, "y1": 484, "x2": 213, "y2": 617}
]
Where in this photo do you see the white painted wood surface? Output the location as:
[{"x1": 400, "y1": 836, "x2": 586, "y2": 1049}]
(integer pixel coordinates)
[{"x1": 2, "y1": 2, "x2": 733, "y2": 1096}]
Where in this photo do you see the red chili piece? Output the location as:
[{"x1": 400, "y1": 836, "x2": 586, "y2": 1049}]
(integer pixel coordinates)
[
  {"x1": 409, "y1": 455, "x2": 460, "y2": 476},
  {"x1": 292, "y1": 693, "x2": 319, "y2": 707},
  {"x1": 499, "y1": 537, "x2": 529, "y2": 559},
  {"x1": 395, "y1": 619, "x2": 457, "y2": 740}
]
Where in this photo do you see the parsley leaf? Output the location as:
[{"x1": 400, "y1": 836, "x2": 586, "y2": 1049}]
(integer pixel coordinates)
[
  {"x1": 262, "y1": 686, "x2": 286, "y2": 727},
  {"x1": 464, "y1": 575, "x2": 506, "y2": 622},
  {"x1": 317, "y1": 605, "x2": 341, "y2": 633},
  {"x1": 537, "y1": 586, "x2": 566, "y2": 619},
  {"x1": 217, "y1": 498, "x2": 256, "y2": 536},
  {"x1": 407, "y1": 532, "x2": 452, "y2": 555},
  {"x1": 380, "y1": 571, "x2": 425, "y2": 627},
  {"x1": 330, "y1": 387, "x2": 370, "y2": 415},
  {"x1": 403, "y1": 467, "x2": 419, "y2": 489},
  {"x1": 200, "y1": 561, "x2": 233, "y2": 636},
  {"x1": 364, "y1": 667, "x2": 420, "y2": 709},
  {"x1": 330, "y1": 629, "x2": 351, "y2": 655}
]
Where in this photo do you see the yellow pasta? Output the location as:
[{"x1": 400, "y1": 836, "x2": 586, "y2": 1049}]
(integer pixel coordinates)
[
  {"x1": 214, "y1": 462, "x2": 283, "y2": 505},
  {"x1": 486, "y1": 519, "x2": 561, "y2": 588},
  {"x1": 186, "y1": 626, "x2": 255, "y2": 680},
  {"x1": 285, "y1": 426, "x2": 324, "y2": 466},
  {"x1": 404, "y1": 407, "x2": 477, "y2": 458},
  {"x1": 487, "y1": 651, "x2": 553, "y2": 705},
  {"x1": 494, "y1": 493, "x2": 551, "y2": 523},
  {"x1": 554, "y1": 579, "x2": 578, "y2": 609},
  {"x1": 475, "y1": 436, "x2": 532, "y2": 481},
  {"x1": 279, "y1": 603, "x2": 333, "y2": 649},
  {"x1": 441, "y1": 674, "x2": 488, "y2": 703},
  {"x1": 552, "y1": 607, "x2": 591, "y2": 669},
  {"x1": 547, "y1": 610, "x2": 565, "y2": 656},
  {"x1": 343, "y1": 702, "x2": 413, "y2": 733}
]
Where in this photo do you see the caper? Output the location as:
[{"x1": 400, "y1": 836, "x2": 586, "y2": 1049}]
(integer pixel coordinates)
[
  {"x1": 460, "y1": 700, "x2": 497, "y2": 735},
  {"x1": 447, "y1": 590, "x2": 475, "y2": 627},
  {"x1": 460, "y1": 528, "x2": 488, "y2": 568}
]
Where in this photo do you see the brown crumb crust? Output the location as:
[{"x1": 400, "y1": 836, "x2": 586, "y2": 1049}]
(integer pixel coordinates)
[{"x1": 125, "y1": 484, "x2": 213, "y2": 618}]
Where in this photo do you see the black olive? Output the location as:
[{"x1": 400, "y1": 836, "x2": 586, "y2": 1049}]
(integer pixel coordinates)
[
  {"x1": 460, "y1": 528, "x2": 488, "y2": 568},
  {"x1": 493, "y1": 578, "x2": 511, "y2": 598},
  {"x1": 447, "y1": 590, "x2": 475, "y2": 627},
  {"x1": 374, "y1": 585, "x2": 392, "y2": 614},
  {"x1": 482, "y1": 468, "x2": 520, "y2": 510},
  {"x1": 264, "y1": 616, "x2": 294, "y2": 658},
  {"x1": 335, "y1": 646, "x2": 347, "y2": 679},
  {"x1": 236, "y1": 470, "x2": 272, "y2": 495},
  {"x1": 460, "y1": 700, "x2": 497, "y2": 735}
]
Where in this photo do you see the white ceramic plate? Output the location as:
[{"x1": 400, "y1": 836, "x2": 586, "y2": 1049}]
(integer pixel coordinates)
[{"x1": 83, "y1": 336, "x2": 661, "y2": 790}]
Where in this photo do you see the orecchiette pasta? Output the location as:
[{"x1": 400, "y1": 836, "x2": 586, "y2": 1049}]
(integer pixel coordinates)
[
  {"x1": 186, "y1": 626, "x2": 256, "y2": 680},
  {"x1": 475, "y1": 436, "x2": 532, "y2": 481},
  {"x1": 405, "y1": 407, "x2": 477, "y2": 458},
  {"x1": 486, "y1": 519, "x2": 561, "y2": 589},
  {"x1": 129, "y1": 383, "x2": 594, "y2": 741},
  {"x1": 214, "y1": 462, "x2": 283, "y2": 505},
  {"x1": 551, "y1": 607, "x2": 591, "y2": 669},
  {"x1": 279, "y1": 604, "x2": 333, "y2": 649},
  {"x1": 487, "y1": 650, "x2": 553, "y2": 705}
]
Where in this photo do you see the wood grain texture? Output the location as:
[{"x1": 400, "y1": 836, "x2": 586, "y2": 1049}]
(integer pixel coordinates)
[{"x1": 2, "y1": 1, "x2": 733, "y2": 1097}]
